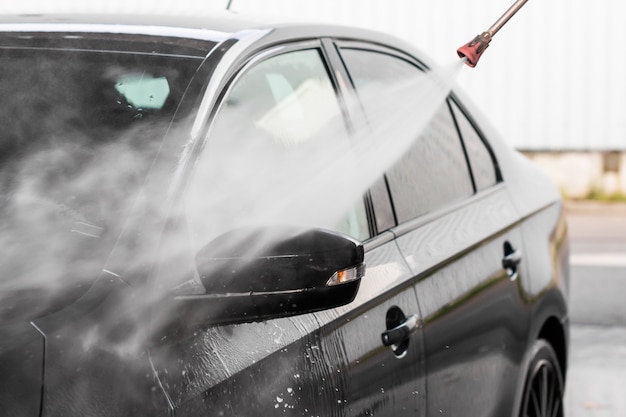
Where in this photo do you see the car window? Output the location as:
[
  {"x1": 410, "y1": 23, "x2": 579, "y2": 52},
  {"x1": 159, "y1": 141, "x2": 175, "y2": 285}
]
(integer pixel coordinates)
[
  {"x1": 386, "y1": 102, "x2": 474, "y2": 221},
  {"x1": 185, "y1": 47, "x2": 370, "y2": 248},
  {"x1": 449, "y1": 99, "x2": 499, "y2": 191},
  {"x1": 340, "y1": 48, "x2": 473, "y2": 222},
  {"x1": 224, "y1": 49, "x2": 344, "y2": 146},
  {"x1": 334, "y1": 199, "x2": 370, "y2": 241},
  {"x1": 369, "y1": 176, "x2": 396, "y2": 232},
  {"x1": 339, "y1": 48, "x2": 423, "y2": 127}
]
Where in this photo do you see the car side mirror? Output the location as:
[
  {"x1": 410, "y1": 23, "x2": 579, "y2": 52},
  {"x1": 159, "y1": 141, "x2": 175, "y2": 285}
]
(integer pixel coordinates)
[{"x1": 165, "y1": 227, "x2": 364, "y2": 332}]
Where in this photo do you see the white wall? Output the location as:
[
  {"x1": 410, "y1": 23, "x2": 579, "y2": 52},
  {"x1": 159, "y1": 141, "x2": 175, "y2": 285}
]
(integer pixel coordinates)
[
  {"x1": 231, "y1": 0, "x2": 626, "y2": 152},
  {"x1": 3, "y1": 0, "x2": 625, "y2": 151}
]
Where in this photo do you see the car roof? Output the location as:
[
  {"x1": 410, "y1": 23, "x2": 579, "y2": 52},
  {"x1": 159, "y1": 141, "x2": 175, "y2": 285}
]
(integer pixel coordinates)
[
  {"x1": 0, "y1": 12, "x2": 426, "y2": 61},
  {"x1": 0, "y1": 12, "x2": 257, "y2": 40}
]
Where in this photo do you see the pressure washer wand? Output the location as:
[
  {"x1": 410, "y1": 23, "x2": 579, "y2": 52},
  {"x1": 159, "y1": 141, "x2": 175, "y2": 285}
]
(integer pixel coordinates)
[{"x1": 457, "y1": 0, "x2": 528, "y2": 68}]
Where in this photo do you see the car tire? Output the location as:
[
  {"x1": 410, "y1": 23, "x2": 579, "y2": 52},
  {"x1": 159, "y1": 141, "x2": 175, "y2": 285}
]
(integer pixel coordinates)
[{"x1": 519, "y1": 339, "x2": 565, "y2": 417}]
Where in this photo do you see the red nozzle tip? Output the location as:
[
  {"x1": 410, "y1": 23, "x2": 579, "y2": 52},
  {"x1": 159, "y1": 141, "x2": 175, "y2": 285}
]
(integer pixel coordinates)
[{"x1": 457, "y1": 32, "x2": 492, "y2": 68}]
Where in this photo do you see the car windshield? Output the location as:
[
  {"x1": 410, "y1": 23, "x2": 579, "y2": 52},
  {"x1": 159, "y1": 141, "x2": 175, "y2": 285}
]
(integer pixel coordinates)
[{"x1": 0, "y1": 46, "x2": 202, "y2": 320}]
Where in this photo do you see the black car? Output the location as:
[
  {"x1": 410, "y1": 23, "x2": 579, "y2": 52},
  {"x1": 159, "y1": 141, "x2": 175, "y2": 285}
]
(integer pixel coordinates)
[{"x1": 0, "y1": 12, "x2": 569, "y2": 417}]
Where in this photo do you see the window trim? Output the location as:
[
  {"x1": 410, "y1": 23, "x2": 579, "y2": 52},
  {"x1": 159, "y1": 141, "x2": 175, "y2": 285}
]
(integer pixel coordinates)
[
  {"x1": 334, "y1": 40, "x2": 429, "y2": 74},
  {"x1": 448, "y1": 94, "x2": 503, "y2": 184},
  {"x1": 365, "y1": 175, "x2": 398, "y2": 236},
  {"x1": 390, "y1": 183, "x2": 507, "y2": 239},
  {"x1": 448, "y1": 98, "x2": 478, "y2": 194}
]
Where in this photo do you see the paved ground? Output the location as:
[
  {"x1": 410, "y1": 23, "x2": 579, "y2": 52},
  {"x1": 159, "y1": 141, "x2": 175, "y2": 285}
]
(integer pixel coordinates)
[
  {"x1": 563, "y1": 202, "x2": 626, "y2": 417},
  {"x1": 565, "y1": 326, "x2": 626, "y2": 417}
]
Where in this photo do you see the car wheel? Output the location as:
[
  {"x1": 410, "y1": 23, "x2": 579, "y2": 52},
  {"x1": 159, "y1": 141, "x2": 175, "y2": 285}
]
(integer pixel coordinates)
[{"x1": 519, "y1": 339, "x2": 564, "y2": 417}]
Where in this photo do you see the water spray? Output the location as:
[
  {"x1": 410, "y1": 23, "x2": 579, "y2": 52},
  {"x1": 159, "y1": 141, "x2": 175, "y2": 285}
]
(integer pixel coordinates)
[{"x1": 457, "y1": 0, "x2": 528, "y2": 68}]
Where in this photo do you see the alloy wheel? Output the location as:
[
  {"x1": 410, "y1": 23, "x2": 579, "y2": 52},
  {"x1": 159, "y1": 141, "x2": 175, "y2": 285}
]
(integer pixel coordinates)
[{"x1": 520, "y1": 341, "x2": 564, "y2": 417}]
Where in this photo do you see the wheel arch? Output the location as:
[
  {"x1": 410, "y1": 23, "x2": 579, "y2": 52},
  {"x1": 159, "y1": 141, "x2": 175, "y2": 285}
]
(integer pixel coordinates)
[
  {"x1": 537, "y1": 315, "x2": 568, "y2": 382},
  {"x1": 513, "y1": 315, "x2": 568, "y2": 417}
]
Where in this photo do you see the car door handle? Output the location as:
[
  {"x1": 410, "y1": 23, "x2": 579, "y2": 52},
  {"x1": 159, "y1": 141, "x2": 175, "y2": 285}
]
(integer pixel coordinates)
[
  {"x1": 381, "y1": 314, "x2": 420, "y2": 347},
  {"x1": 502, "y1": 242, "x2": 522, "y2": 280},
  {"x1": 502, "y1": 250, "x2": 522, "y2": 269}
]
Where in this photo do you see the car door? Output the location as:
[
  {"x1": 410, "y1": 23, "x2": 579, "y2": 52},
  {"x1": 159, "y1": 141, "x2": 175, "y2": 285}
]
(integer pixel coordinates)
[
  {"x1": 148, "y1": 40, "x2": 424, "y2": 416},
  {"x1": 0, "y1": 322, "x2": 44, "y2": 417},
  {"x1": 392, "y1": 99, "x2": 530, "y2": 417},
  {"x1": 338, "y1": 43, "x2": 532, "y2": 416}
]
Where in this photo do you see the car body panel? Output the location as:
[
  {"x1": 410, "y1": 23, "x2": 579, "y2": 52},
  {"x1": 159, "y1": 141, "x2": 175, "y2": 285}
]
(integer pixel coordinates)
[
  {"x1": 0, "y1": 323, "x2": 44, "y2": 417},
  {"x1": 150, "y1": 236, "x2": 424, "y2": 416},
  {"x1": 394, "y1": 187, "x2": 530, "y2": 416},
  {"x1": 0, "y1": 12, "x2": 569, "y2": 417},
  {"x1": 314, "y1": 235, "x2": 426, "y2": 416}
]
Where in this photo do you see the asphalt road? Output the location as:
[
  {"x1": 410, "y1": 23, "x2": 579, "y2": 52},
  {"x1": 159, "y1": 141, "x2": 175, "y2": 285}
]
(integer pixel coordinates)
[{"x1": 563, "y1": 202, "x2": 626, "y2": 417}]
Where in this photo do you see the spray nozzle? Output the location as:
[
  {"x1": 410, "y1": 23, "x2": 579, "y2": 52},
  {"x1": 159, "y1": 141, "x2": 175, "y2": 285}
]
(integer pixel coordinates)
[
  {"x1": 457, "y1": 0, "x2": 529, "y2": 68},
  {"x1": 457, "y1": 32, "x2": 492, "y2": 68}
]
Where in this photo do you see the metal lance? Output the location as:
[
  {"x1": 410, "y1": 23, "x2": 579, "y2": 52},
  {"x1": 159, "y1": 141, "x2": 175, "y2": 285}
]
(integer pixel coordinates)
[{"x1": 457, "y1": 0, "x2": 528, "y2": 68}]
